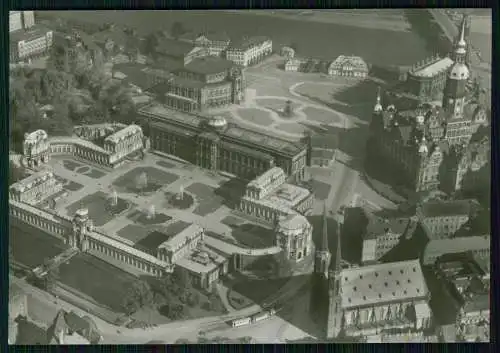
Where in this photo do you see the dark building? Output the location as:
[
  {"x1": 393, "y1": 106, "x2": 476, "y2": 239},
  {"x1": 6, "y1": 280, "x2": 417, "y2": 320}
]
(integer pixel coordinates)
[{"x1": 139, "y1": 102, "x2": 308, "y2": 182}]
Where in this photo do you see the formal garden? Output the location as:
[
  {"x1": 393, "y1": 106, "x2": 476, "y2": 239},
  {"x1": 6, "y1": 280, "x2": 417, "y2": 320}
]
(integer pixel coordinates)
[{"x1": 112, "y1": 167, "x2": 179, "y2": 194}]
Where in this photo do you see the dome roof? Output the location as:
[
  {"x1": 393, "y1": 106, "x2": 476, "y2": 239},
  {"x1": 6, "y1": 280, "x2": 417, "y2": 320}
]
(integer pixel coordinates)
[
  {"x1": 416, "y1": 113, "x2": 425, "y2": 124},
  {"x1": 75, "y1": 208, "x2": 89, "y2": 217},
  {"x1": 277, "y1": 214, "x2": 309, "y2": 232},
  {"x1": 449, "y1": 62, "x2": 470, "y2": 80},
  {"x1": 208, "y1": 115, "x2": 227, "y2": 129}
]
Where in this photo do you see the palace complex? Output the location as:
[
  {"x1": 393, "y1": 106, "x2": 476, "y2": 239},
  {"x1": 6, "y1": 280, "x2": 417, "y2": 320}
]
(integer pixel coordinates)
[
  {"x1": 140, "y1": 102, "x2": 309, "y2": 182},
  {"x1": 368, "y1": 15, "x2": 488, "y2": 193}
]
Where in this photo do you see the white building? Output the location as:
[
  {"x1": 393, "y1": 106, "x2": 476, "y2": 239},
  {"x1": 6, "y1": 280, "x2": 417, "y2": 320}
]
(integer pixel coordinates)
[
  {"x1": 328, "y1": 55, "x2": 369, "y2": 78},
  {"x1": 10, "y1": 26, "x2": 53, "y2": 62},
  {"x1": 275, "y1": 213, "x2": 312, "y2": 263},
  {"x1": 23, "y1": 129, "x2": 50, "y2": 168},
  {"x1": 284, "y1": 58, "x2": 302, "y2": 72},
  {"x1": 9, "y1": 170, "x2": 62, "y2": 204},
  {"x1": 225, "y1": 36, "x2": 272, "y2": 67}
]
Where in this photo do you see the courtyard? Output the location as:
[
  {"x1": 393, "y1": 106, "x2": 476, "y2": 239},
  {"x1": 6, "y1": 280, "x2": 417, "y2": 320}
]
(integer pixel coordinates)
[
  {"x1": 112, "y1": 166, "x2": 179, "y2": 194},
  {"x1": 61, "y1": 159, "x2": 106, "y2": 179}
]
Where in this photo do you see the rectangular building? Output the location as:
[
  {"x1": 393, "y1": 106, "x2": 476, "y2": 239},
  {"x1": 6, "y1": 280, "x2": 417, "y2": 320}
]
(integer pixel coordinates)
[
  {"x1": 10, "y1": 25, "x2": 54, "y2": 62},
  {"x1": 405, "y1": 57, "x2": 454, "y2": 100},
  {"x1": 422, "y1": 235, "x2": 490, "y2": 266},
  {"x1": 328, "y1": 55, "x2": 369, "y2": 78},
  {"x1": 9, "y1": 170, "x2": 62, "y2": 204},
  {"x1": 225, "y1": 36, "x2": 272, "y2": 67}
]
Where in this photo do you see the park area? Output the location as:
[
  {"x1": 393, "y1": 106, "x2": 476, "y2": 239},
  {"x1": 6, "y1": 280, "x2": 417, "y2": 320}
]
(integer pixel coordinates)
[
  {"x1": 61, "y1": 159, "x2": 106, "y2": 179},
  {"x1": 66, "y1": 191, "x2": 132, "y2": 226},
  {"x1": 112, "y1": 166, "x2": 179, "y2": 194},
  {"x1": 10, "y1": 223, "x2": 67, "y2": 269}
]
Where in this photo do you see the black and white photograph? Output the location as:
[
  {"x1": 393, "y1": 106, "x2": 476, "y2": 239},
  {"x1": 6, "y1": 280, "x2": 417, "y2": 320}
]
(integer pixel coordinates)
[{"x1": 8, "y1": 9, "x2": 491, "y2": 344}]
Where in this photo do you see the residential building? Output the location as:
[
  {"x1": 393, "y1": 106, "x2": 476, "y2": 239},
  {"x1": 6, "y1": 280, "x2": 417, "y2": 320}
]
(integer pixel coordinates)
[
  {"x1": 308, "y1": 133, "x2": 338, "y2": 167},
  {"x1": 275, "y1": 213, "x2": 313, "y2": 263},
  {"x1": 361, "y1": 215, "x2": 419, "y2": 264},
  {"x1": 328, "y1": 55, "x2": 369, "y2": 78},
  {"x1": 310, "y1": 209, "x2": 433, "y2": 340},
  {"x1": 417, "y1": 199, "x2": 479, "y2": 240},
  {"x1": 405, "y1": 56, "x2": 454, "y2": 100},
  {"x1": 140, "y1": 103, "x2": 309, "y2": 182},
  {"x1": 225, "y1": 36, "x2": 273, "y2": 67},
  {"x1": 191, "y1": 32, "x2": 231, "y2": 57},
  {"x1": 9, "y1": 11, "x2": 35, "y2": 33},
  {"x1": 422, "y1": 235, "x2": 490, "y2": 266},
  {"x1": 284, "y1": 58, "x2": 302, "y2": 72},
  {"x1": 239, "y1": 167, "x2": 314, "y2": 224},
  {"x1": 22, "y1": 129, "x2": 50, "y2": 168},
  {"x1": 434, "y1": 255, "x2": 489, "y2": 342},
  {"x1": 10, "y1": 25, "x2": 54, "y2": 63}
]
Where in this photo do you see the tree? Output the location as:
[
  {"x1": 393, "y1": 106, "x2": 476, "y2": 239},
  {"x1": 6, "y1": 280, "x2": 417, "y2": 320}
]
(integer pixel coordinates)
[
  {"x1": 122, "y1": 280, "x2": 154, "y2": 315},
  {"x1": 274, "y1": 251, "x2": 293, "y2": 278},
  {"x1": 9, "y1": 161, "x2": 26, "y2": 185},
  {"x1": 173, "y1": 267, "x2": 192, "y2": 289},
  {"x1": 144, "y1": 33, "x2": 160, "y2": 56},
  {"x1": 170, "y1": 22, "x2": 186, "y2": 39}
]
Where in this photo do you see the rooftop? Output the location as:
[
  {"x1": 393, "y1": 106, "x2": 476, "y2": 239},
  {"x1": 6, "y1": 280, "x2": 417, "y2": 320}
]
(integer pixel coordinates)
[
  {"x1": 329, "y1": 55, "x2": 369, "y2": 70},
  {"x1": 364, "y1": 216, "x2": 411, "y2": 240},
  {"x1": 462, "y1": 294, "x2": 490, "y2": 314},
  {"x1": 10, "y1": 170, "x2": 55, "y2": 192},
  {"x1": 277, "y1": 213, "x2": 311, "y2": 232},
  {"x1": 419, "y1": 199, "x2": 479, "y2": 218},
  {"x1": 201, "y1": 31, "x2": 231, "y2": 42},
  {"x1": 310, "y1": 134, "x2": 339, "y2": 150},
  {"x1": 25, "y1": 129, "x2": 48, "y2": 143},
  {"x1": 139, "y1": 102, "x2": 204, "y2": 128},
  {"x1": 311, "y1": 149, "x2": 336, "y2": 160},
  {"x1": 158, "y1": 222, "x2": 201, "y2": 252},
  {"x1": 423, "y1": 235, "x2": 490, "y2": 260},
  {"x1": 134, "y1": 230, "x2": 173, "y2": 254},
  {"x1": 242, "y1": 183, "x2": 311, "y2": 214},
  {"x1": 104, "y1": 124, "x2": 142, "y2": 144},
  {"x1": 10, "y1": 25, "x2": 51, "y2": 43},
  {"x1": 412, "y1": 57, "x2": 454, "y2": 78},
  {"x1": 49, "y1": 136, "x2": 109, "y2": 154},
  {"x1": 248, "y1": 167, "x2": 286, "y2": 190},
  {"x1": 340, "y1": 259, "x2": 428, "y2": 309},
  {"x1": 183, "y1": 56, "x2": 235, "y2": 75},
  {"x1": 169, "y1": 75, "x2": 208, "y2": 89},
  {"x1": 176, "y1": 246, "x2": 226, "y2": 274}
]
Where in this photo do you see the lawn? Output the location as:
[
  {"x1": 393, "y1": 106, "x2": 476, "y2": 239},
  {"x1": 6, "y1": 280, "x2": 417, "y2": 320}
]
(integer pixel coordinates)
[
  {"x1": 221, "y1": 215, "x2": 246, "y2": 227},
  {"x1": 303, "y1": 107, "x2": 342, "y2": 125},
  {"x1": 230, "y1": 223, "x2": 276, "y2": 249},
  {"x1": 186, "y1": 182, "x2": 224, "y2": 217},
  {"x1": 85, "y1": 169, "x2": 106, "y2": 179},
  {"x1": 64, "y1": 181, "x2": 84, "y2": 191},
  {"x1": 66, "y1": 191, "x2": 131, "y2": 226},
  {"x1": 310, "y1": 179, "x2": 331, "y2": 201},
  {"x1": 58, "y1": 253, "x2": 138, "y2": 313},
  {"x1": 62, "y1": 159, "x2": 82, "y2": 171},
  {"x1": 116, "y1": 224, "x2": 152, "y2": 244},
  {"x1": 165, "y1": 191, "x2": 194, "y2": 210},
  {"x1": 227, "y1": 290, "x2": 253, "y2": 310},
  {"x1": 9, "y1": 223, "x2": 67, "y2": 269},
  {"x1": 235, "y1": 108, "x2": 274, "y2": 127},
  {"x1": 295, "y1": 83, "x2": 339, "y2": 104},
  {"x1": 275, "y1": 123, "x2": 309, "y2": 135},
  {"x1": 112, "y1": 167, "x2": 179, "y2": 193},
  {"x1": 76, "y1": 166, "x2": 90, "y2": 174},
  {"x1": 224, "y1": 274, "x2": 289, "y2": 307}
]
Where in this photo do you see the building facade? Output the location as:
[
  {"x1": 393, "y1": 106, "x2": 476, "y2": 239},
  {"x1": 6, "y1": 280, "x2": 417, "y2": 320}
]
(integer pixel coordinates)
[
  {"x1": 155, "y1": 38, "x2": 210, "y2": 66},
  {"x1": 361, "y1": 215, "x2": 419, "y2": 264},
  {"x1": 10, "y1": 26, "x2": 54, "y2": 62},
  {"x1": 193, "y1": 32, "x2": 231, "y2": 57},
  {"x1": 275, "y1": 213, "x2": 312, "y2": 263},
  {"x1": 405, "y1": 56, "x2": 454, "y2": 100},
  {"x1": 9, "y1": 170, "x2": 62, "y2": 204},
  {"x1": 225, "y1": 36, "x2": 273, "y2": 67},
  {"x1": 284, "y1": 59, "x2": 302, "y2": 72},
  {"x1": 239, "y1": 167, "x2": 314, "y2": 224},
  {"x1": 23, "y1": 129, "x2": 50, "y2": 168},
  {"x1": 9, "y1": 11, "x2": 35, "y2": 33},
  {"x1": 141, "y1": 103, "x2": 309, "y2": 182},
  {"x1": 103, "y1": 124, "x2": 144, "y2": 161},
  {"x1": 417, "y1": 199, "x2": 479, "y2": 240},
  {"x1": 328, "y1": 55, "x2": 369, "y2": 78}
]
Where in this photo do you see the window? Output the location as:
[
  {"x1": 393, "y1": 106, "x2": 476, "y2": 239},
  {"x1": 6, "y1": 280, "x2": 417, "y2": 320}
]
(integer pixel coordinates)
[
  {"x1": 368, "y1": 284, "x2": 372, "y2": 289},
  {"x1": 388, "y1": 271, "x2": 392, "y2": 275},
  {"x1": 384, "y1": 282, "x2": 388, "y2": 287},
  {"x1": 378, "y1": 293, "x2": 382, "y2": 298},
  {"x1": 392, "y1": 292, "x2": 396, "y2": 296},
  {"x1": 363, "y1": 296, "x2": 367, "y2": 300}
]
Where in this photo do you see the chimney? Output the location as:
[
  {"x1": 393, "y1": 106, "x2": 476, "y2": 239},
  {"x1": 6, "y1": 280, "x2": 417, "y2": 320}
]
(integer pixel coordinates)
[{"x1": 58, "y1": 328, "x2": 65, "y2": 344}]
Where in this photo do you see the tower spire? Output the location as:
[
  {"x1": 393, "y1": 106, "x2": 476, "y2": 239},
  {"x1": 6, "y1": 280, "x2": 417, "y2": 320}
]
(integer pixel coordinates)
[
  {"x1": 321, "y1": 201, "x2": 329, "y2": 252},
  {"x1": 458, "y1": 14, "x2": 467, "y2": 48},
  {"x1": 373, "y1": 86, "x2": 383, "y2": 113},
  {"x1": 454, "y1": 14, "x2": 468, "y2": 61},
  {"x1": 334, "y1": 211, "x2": 343, "y2": 274}
]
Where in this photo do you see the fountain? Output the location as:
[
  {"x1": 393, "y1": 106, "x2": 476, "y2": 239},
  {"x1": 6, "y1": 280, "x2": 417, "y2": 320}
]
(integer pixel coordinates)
[
  {"x1": 146, "y1": 205, "x2": 156, "y2": 220},
  {"x1": 177, "y1": 185, "x2": 184, "y2": 201},
  {"x1": 136, "y1": 172, "x2": 148, "y2": 191},
  {"x1": 110, "y1": 189, "x2": 118, "y2": 207}
]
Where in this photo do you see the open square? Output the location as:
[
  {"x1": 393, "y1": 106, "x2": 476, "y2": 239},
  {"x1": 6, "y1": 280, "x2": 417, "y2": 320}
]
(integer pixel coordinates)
[
  {"x1": 303, "y1": 106, "x2": 342, "y2": 125},
  {"x1": 66, "y1": 191, "x2": 132, "y2": 226},
  {"x1": 186, "y1": 182, "x2": 224, "y2": 216},
  {"x1": 126, "y1": 208, "x2": 173, "y2": 225},
  {"x1": 112, "y1": 167, "x2": 179, "y2": 193},
  {"x1": 235, "y1": 108, "x2": 274, "y2": 126},
  {"x1": 255, "y1": 98, "x2": 302, "y2": 112},
  {"x1": 310, "y1": 179, "x2": 332, "y2": 201}
]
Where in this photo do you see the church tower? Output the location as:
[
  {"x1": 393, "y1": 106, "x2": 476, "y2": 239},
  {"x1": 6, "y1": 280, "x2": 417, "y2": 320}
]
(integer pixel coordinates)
[
  {"x1": 326, "y1": 208, "x2": 345, "y2": 339},
  {"x1": 309, "y1": 202, "x2": 332, "y2": 334},
  {"x1": 442, "y1": 14, "x2": 470, "y2": 121},
  {"x1": 373, "y1": 86, "x2": 383, "y2": 114}
]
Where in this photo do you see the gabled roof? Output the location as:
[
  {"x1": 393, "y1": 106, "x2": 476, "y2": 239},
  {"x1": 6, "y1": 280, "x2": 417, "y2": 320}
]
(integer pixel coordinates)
[
  {"x1": 419, "y1": 199, "x2": 479, "y2": 218},
  {"x1": 183, "y1": 57, "x2": 235, "y2": 75},
  {"x1": 228, "y1": 36, "x2": 270, "y2": 51},
  {"x1": 202, "y1": 31, "x2": 230, "y2": 42}
]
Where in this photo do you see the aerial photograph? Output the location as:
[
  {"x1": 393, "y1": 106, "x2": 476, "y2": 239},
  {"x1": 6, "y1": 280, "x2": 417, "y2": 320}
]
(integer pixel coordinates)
[{"x1": 9, "y1": 9, "x2": 490, "y2": 344}]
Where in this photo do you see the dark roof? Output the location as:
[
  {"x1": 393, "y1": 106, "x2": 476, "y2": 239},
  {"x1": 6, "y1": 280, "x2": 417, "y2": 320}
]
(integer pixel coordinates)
[
  {"x1": 112, "y1": 63, "x2": 152, "y2": 90},
  {"x1": 165, "y1": 220, "x2": 192, "y2": 235},
  {"x1": 419, "y1": 199, "x2": 479, "y2": 218},
  {"x1": 183, "y1": 57, "x2": 235, "y2": 75},
  {"x1": 135, "y1": 231, "x2": 172, "y2": 254},
  {"x1": 92, "y1": 28, "x2": 128, "y2": 47},
  {"x1": 10, "y1": 25, "x2": 51, "y2": 43},
  {"x1": 156, "y1": 38, "x2": 196, "y2": 58},
  {"x1": 462, "y1": 294, "x2": 489, "y2": 313},
  {"x1": 364, "y1": 216, "x2": 411, "y2": 239},
  {"x1": 64, "y1": 311, "x2": 91, "y2": 333},
  {"x1": 228, "y1": 36, "x2": 270, "y2": 51},
  {"x1": 169, "y1": 76, "x2": 207, "y2": 89}
]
